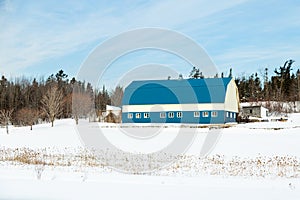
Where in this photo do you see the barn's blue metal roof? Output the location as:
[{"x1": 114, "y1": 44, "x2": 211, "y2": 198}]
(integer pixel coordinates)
[{"x1": 122, "y1": 78, "x2": 232, "y2": 105}]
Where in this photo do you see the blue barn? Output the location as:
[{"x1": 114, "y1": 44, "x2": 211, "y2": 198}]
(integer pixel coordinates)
[{"x1": 122, "y1": 78, "x2": 240, "y2": 124}]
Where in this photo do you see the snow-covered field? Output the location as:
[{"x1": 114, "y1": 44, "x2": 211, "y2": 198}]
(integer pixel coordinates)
[{"x1": 0, "y1": 114, "x2": 300, "y2": 200}]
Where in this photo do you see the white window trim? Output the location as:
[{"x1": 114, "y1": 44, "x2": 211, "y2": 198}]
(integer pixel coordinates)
[
  {"x1": 128, "y1": 113, "x2": 133, "y2": 119},
  {"x1": 194, "y1": 111, "x2": 200, "y2": 118},
  {"x1": 144, "y1": 113, "x2": 150, "y2": 118},
  {"x1": 177, "y1": 112, "x2": 182, "y2": 118},
  {"x1": 211, "y1": 111, "x2": 218, "y2": 117},
  {"x1": 135, "y1": 113, "x2": 141, "y2": 119},
  {"x1": 160, "y1": 112, "x2": 166, "y2": 118},
  {"x1": 168, "y1": 112, "x2": 174, "y2": 118},
  {"x1": 202, "y1": 111, "x2": 209, "y2": 118}
]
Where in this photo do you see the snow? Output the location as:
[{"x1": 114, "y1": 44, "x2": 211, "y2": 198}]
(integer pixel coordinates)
[
  {"x1": 1, "y1": 174, "x2": 299, "y2": 200},
  {"x1": 1, "y1": 118, "x2": 300, "y2": 157},
  {"x1": 0, "y1": 115, "x2": 300, "y2": 199},
  {"x1": 0, "y1": 165, "x2": 299, "y2": 200},
  {"x1": 0, "y1": 119, "x2": 82, "y2": 149}
]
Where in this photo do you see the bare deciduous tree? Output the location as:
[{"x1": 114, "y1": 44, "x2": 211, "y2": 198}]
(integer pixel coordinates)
[
  {"x1": 110, "y1": 85, "x2": 123, "y2": 107},
  {"x1": 72, "y1": 92, "x2": 93, "y2": 125},
  {"x1": 41, "y1": 85, "x2": 63, "y2": 127},
  {"x1": 16, "y1": 108, "x2": 40, "y2": 130},
  {"x1": 0, "y1": 109, "x2": 14, "y2": 134}
]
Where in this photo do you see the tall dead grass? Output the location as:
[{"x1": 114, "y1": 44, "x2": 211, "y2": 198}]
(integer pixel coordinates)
[{"x1": 0, "y1": 147, "x2": 299, "y2": 178}]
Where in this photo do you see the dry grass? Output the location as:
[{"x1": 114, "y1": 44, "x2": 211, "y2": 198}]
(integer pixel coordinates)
[
  {"x1": 0, "y1": 147, "x2": 101, "y2": 168},
  {"x1": 0, "y1": 147, "x2": 299, "y2": 178}
]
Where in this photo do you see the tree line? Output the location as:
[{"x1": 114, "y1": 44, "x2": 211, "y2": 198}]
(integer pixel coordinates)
[
  {"x1": 190, "y1": 59, "x2": 300, "y2": 106},
  {"x1": 1, "y1": 60, "x2": 299, "y2": 132},
  {"x1": 0, "y1": 70, "x2": 123, "y2": 132},
  {"x1": 235, "y1": 60, "x2": 300, "y2": 113}
]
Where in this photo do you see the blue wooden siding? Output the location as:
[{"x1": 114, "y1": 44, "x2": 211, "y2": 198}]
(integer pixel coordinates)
[{"x1": 122, "y1": 110, "x2": 236, "y2": 124}]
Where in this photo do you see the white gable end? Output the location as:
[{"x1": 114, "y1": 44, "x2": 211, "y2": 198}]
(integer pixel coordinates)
[{"x1": 224, "y1": 79, "x2": 240, "y2": 113}]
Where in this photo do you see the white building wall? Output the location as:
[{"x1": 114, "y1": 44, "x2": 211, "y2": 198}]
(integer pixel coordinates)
[
  {"x1": 224, "y1": 79, "x2": 240, "y2": 113},
  {"x1": 122, "y1": 103, "x2": 225, "y2": 112},
  {"x1": 260, "y1": 106, "x2": 269, "y2": 118}
]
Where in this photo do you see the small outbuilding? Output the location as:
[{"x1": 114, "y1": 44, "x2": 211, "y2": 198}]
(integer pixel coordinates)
[
  {"x1": 241, "y1": 105, "x2": 269, "y2": 119},
  {"x1": 104, "y1": 105, "x2": 121, "y2": 123},
  {"x1": 122, "y1": 78, "x2": 240, "y2": 124}
]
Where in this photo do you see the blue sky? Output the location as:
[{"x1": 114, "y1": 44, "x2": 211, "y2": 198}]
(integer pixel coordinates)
[{"x1": 0, "y1": 0, "x2": 300, "y2": 88}]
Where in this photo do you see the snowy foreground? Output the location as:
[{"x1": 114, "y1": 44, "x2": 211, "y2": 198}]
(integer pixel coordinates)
[{"x1": 1, "y1": 114, "x2": 300, "y2": 199}]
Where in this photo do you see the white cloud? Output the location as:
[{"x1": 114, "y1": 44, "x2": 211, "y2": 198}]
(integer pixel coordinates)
[
  {"x1": 0, "y1": 0, "x2": 249, "y2": 76},
  {"x1": 2, "y1": 0, "x2": 299, "y2": 82}
]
